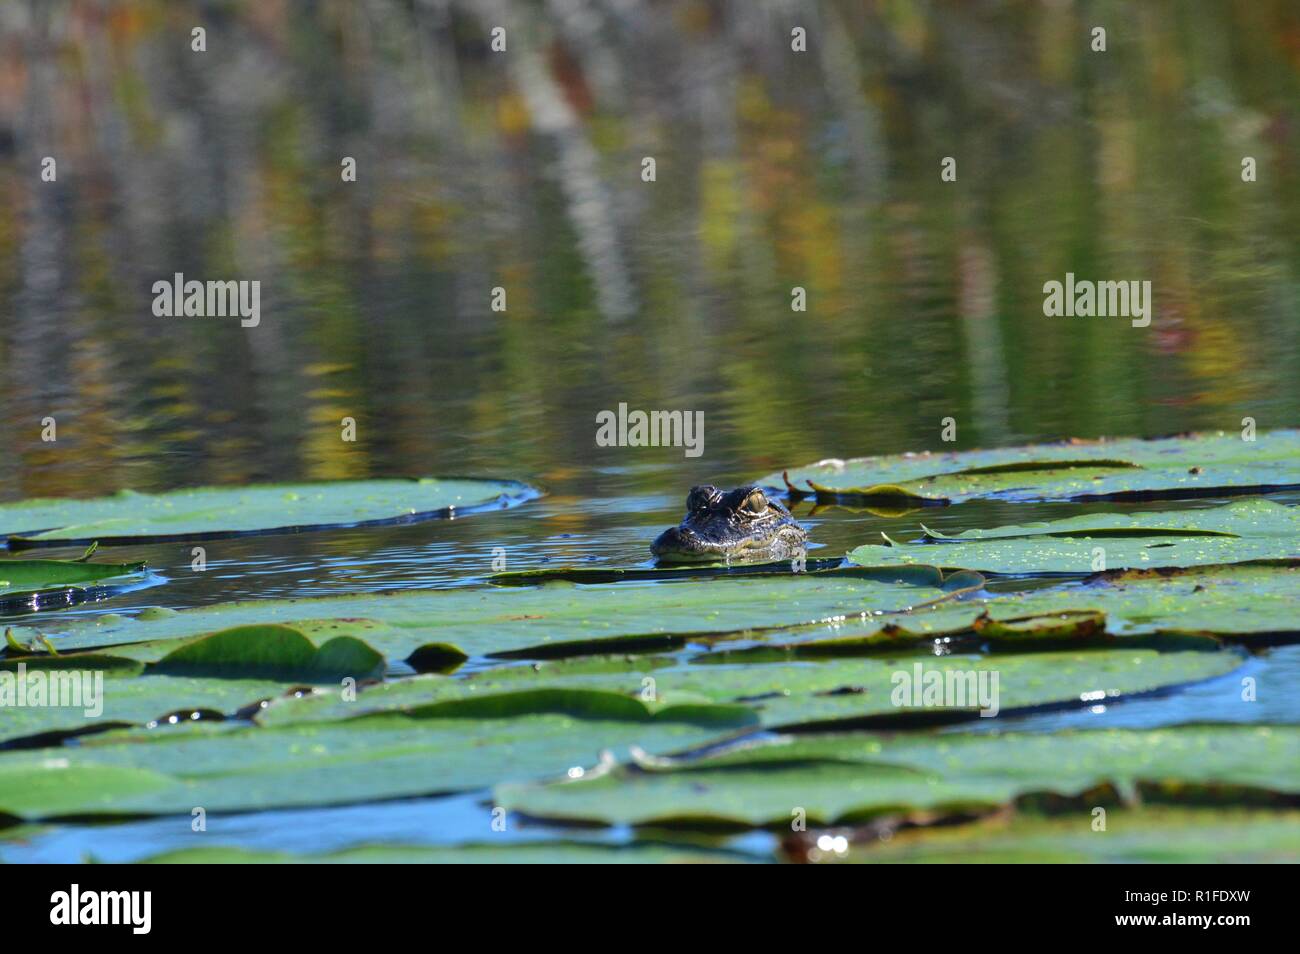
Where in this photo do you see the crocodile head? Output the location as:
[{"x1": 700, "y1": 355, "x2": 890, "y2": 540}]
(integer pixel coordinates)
[{"x1": 651, "y1": 485, "x2": 807, "y2": 564}]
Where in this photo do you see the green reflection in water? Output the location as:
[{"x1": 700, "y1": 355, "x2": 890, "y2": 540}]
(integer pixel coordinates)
[{"x1": 0, "y1": 0, "x2": 1294, "y2": 510}]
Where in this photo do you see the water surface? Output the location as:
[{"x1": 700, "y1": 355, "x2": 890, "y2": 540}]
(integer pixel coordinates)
[{"x1": 0, "y1": 0, "x2": 1297, "y2": 861}]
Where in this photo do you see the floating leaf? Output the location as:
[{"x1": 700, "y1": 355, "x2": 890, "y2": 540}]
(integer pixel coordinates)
[
  {"x1": 405, "y1": 643, "x2": 470, "y2": 674},
  {"x1": 496, "y1": 725, "x2": 1300, "y2": 828},
  {"x1": 255, "y1": 648, "x2": 1240, "y2": 731},
  {"x1": 136, "y1": 840, "x2": 762, "y2": 864},
  {"x1": 0, "y1": 654, "x2": 142, "y2": 676},
  {"x1": 0, "y1": 649, "x2": 318, "y2": 747},
  {"x1": 849, "y1": 500, "x2": 1300, "y2": 573},
  {"x1": 827, "y1": 808, "x2": 1300, "y2": 863},
  {"x1": 763, "y1": 430, "x2": 1300, "y2": 504},
  {"x1": 150, "y1": 624, "x2": 385, "y2": 683},
  {"x1": 0, "y1": 694, "x2": 754, "y2": 819},
  {"x1": 714, "y1": 563, "x2": 1300, "y2": 653},
  {"x1": 0, "y1": 761, "x2": 180, "y2": 818},
  {"x1": 35, "y1": 567, "x2": 983, "y2": 661},
  {"x1": 0, "y1": 553, "x2": 146, "y2": 610},
  {"x1": 256, "y1": 656, "x2": 677, "y2": 727},
  {"x1": 1, "y1": 478, "x2": 538, "y2": 548},
  {"x1": 0, "y1": 623, "x2": 391, "y2": 747},
  {"x1": 969, "y1": 610, "x2": 1107, "y2": 643}
]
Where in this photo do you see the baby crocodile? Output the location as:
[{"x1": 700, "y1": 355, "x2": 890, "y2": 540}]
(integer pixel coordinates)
[{"x1": 651, "y1": 485, "x2": 807, "y2": 564}]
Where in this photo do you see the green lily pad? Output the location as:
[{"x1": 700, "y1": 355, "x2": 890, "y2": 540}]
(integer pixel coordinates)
[
  {"x1": 0, "y1": 654, "x2": 143, "y2": 676},
  {"x1": 135, "y1": 840, "x2": 764, "y2": 864},
  {"x1": 29, "y1": 567, "x2": 983, "y2": 661},
  {"x1": 0, "y1": 665, "x2": 292, "y2": 748},
  {"x1": 764, "y1": 430, "x2": 1300, "y2": 504},
  {"x1": 968, "y1": 610, "x2": 1107, "y2": 643},
  {"x1": 1, "y1": 641, "x2": 1236, "y2": 796},
  {"x1": 0, "y1": 548, "x2": 146, "y2": 610},
  {"x1": 849, "y1": 500, "x2": 1300, "y2": 574},
  {"x1": 254, "y1": 648, "x2": 1240, "y2": 731},
  {"x1": 16, "y1": 617, "x2": 454, "y2": 675},
  {"x1": 0, "y1": 692, "x2": 754, "y2": 819},
  {"x1": 826, "y1": 808, "x2": 1300, "y2": 863},
  {"x1": 0, "y1": 623, "x2": 391, "y2": 747},
  {"x1": 963, "y1": 563, "x2": 1300, "y2": 643},
  {"x1": 150, "y1": 624, "x2": 385, "y2": 683},
  {"x1": 0, "y1": 478, "x2": 538, "y2": 548},
  {"x1": 496, "y1": 725, "x2": 1300, "y2": 828},
  {"x1": 709, "y1": 563, "x2": 1300, "y2": 654},
  {"x1": 255, "y1": 656, "x2": 676, "y2": 727}
]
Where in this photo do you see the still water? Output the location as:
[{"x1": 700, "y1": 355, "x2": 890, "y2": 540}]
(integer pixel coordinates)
[{"x1": 0, "y1": 1, "x2": 1298, "y2": 859}]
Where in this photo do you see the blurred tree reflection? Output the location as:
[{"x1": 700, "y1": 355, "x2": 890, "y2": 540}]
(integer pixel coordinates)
[{"x1": 0, "y1": 0, "x2": 1295, "y2": 498}]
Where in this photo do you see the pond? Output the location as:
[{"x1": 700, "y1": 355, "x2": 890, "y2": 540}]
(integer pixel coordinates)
[{"x1": 0, "y1": 1, "x2": 1297, "y2": 863}]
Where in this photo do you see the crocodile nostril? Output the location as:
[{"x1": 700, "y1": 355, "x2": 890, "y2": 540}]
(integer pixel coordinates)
[{"x1": 650, "y1": 526, "x2": 688, "y2": 555}]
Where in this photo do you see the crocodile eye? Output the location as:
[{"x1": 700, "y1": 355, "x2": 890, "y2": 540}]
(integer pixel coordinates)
[
  {"x1": 687, "y1": 485, "x2": 718, "y2": 511},
  {"x1": 741, "y1": 490, "x2": 768, "y2": 514}
]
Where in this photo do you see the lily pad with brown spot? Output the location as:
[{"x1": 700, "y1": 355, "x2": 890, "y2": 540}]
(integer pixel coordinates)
[{"x1": 762, "y1": 430, "x2": 1300, "y2": 504}]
